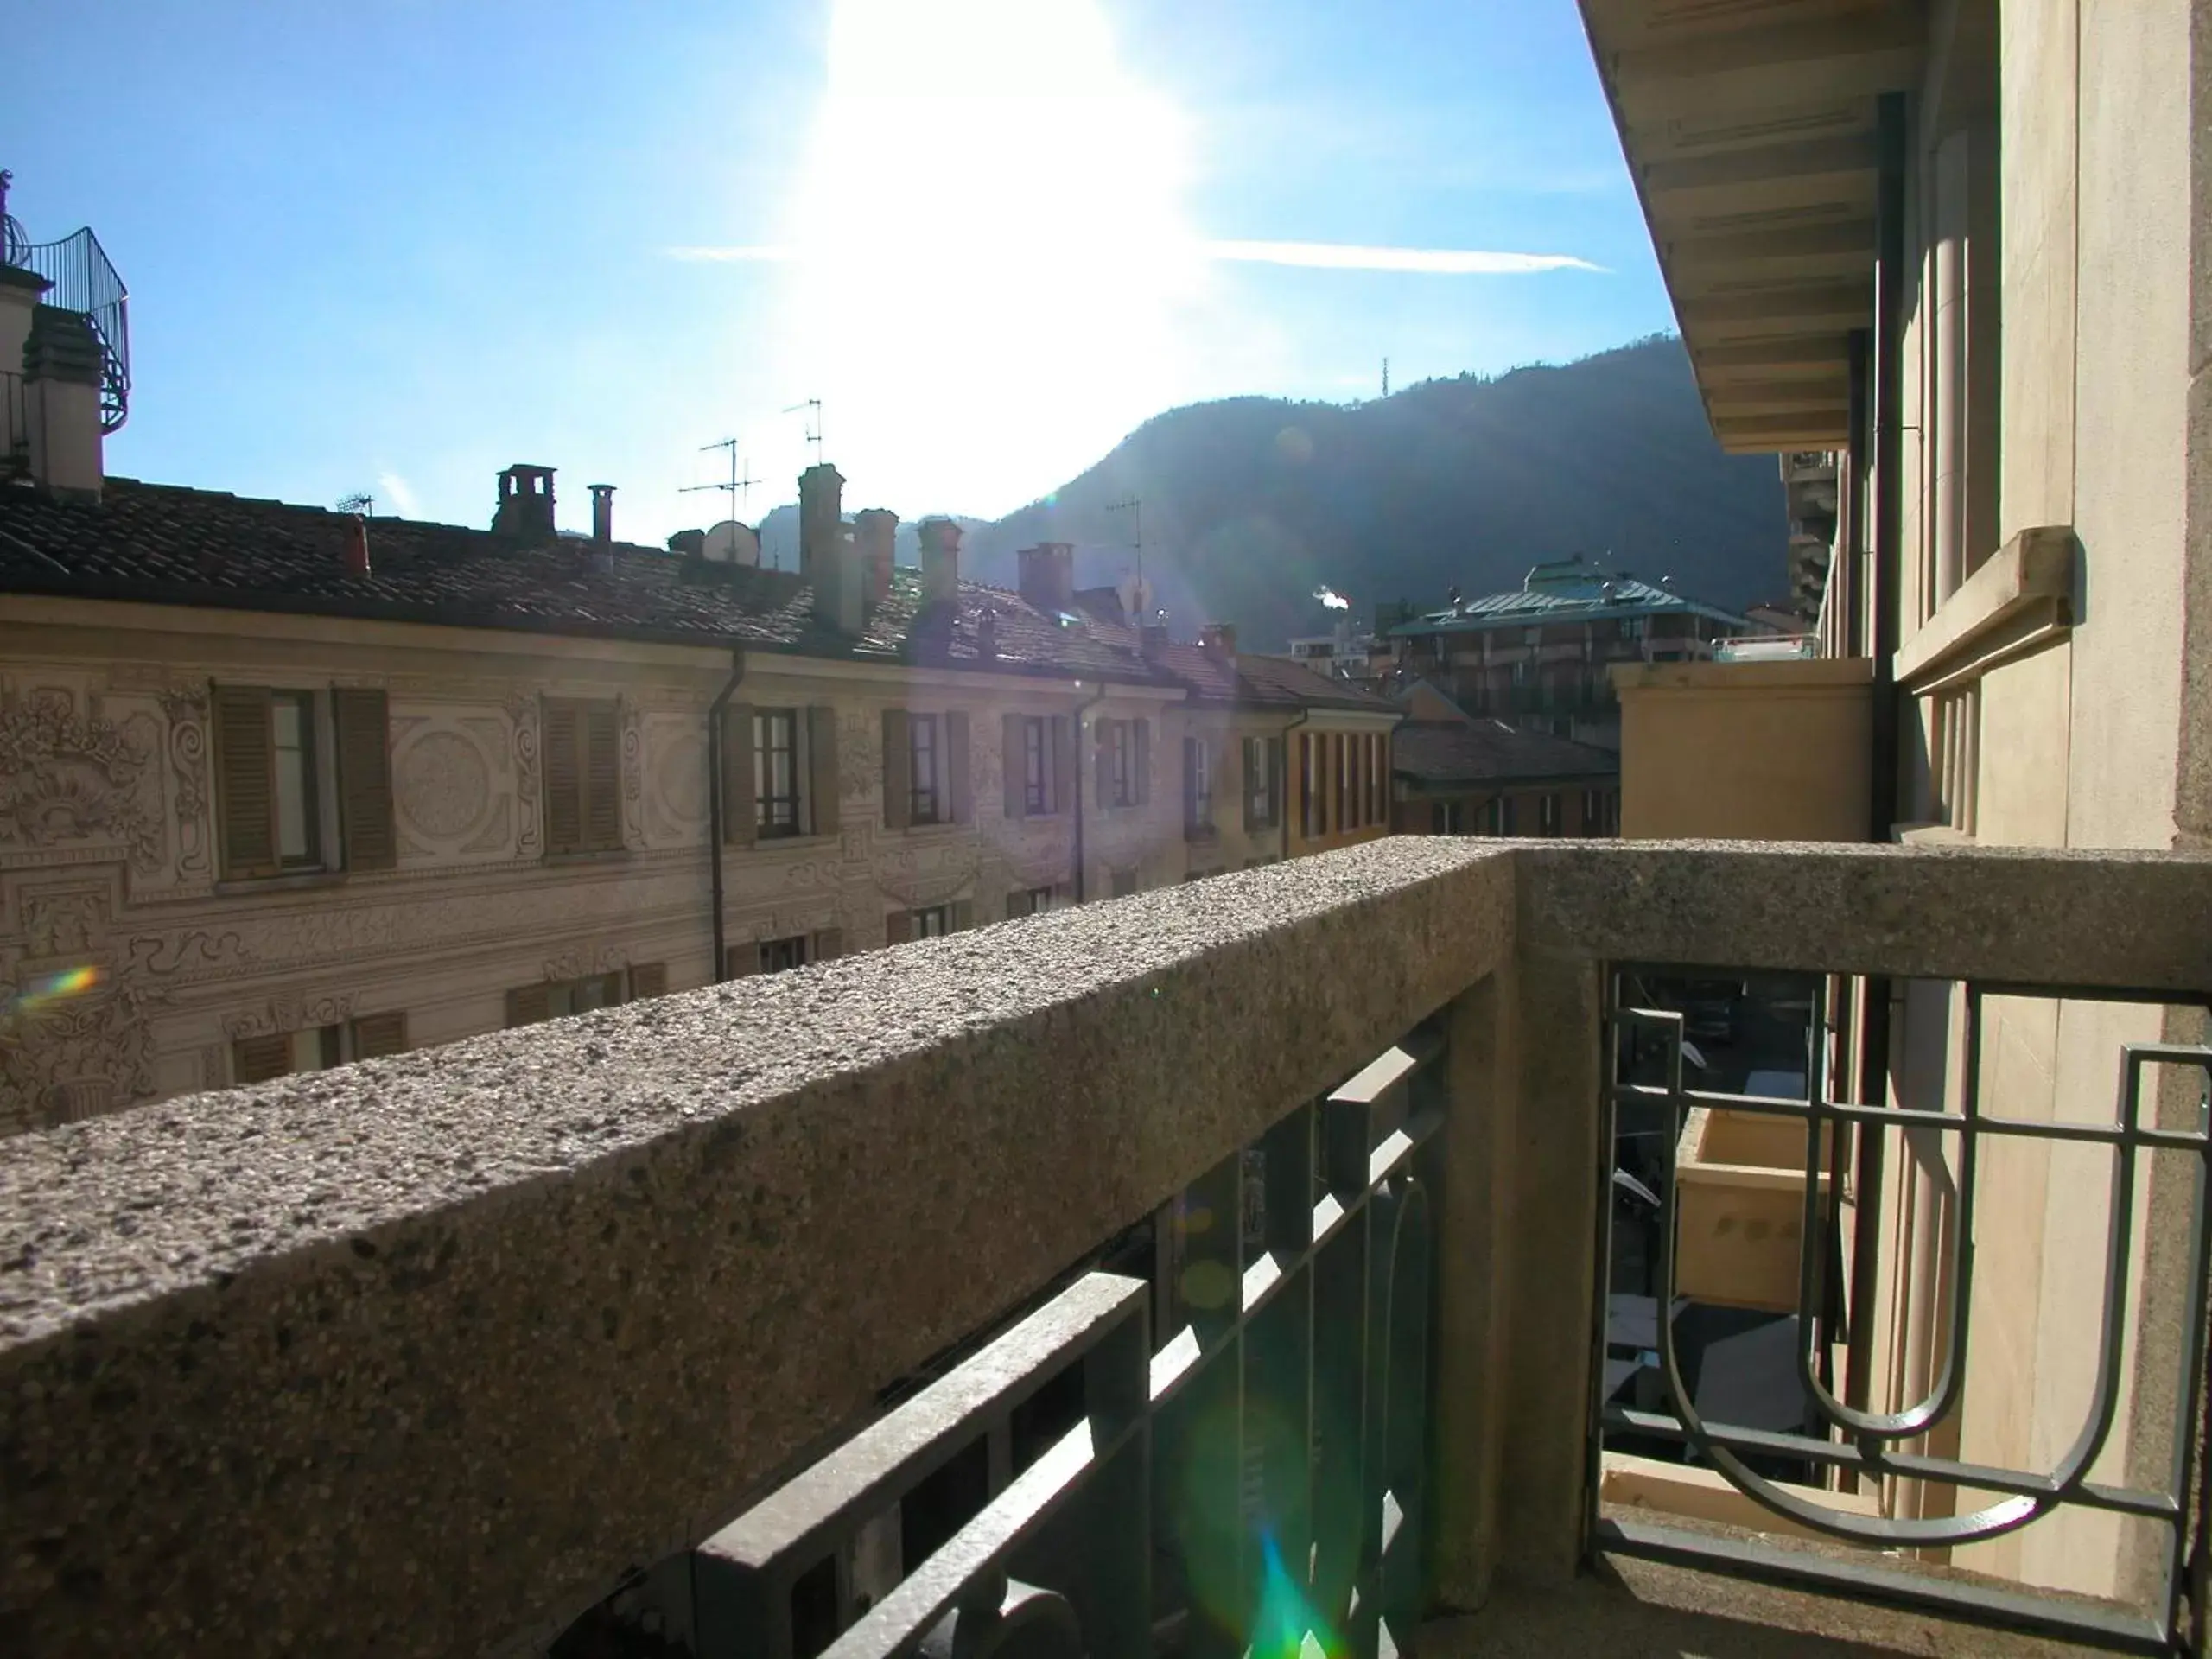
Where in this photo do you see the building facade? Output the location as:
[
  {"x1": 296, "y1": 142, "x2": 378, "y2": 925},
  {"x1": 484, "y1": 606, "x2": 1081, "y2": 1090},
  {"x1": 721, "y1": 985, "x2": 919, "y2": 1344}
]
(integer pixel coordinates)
[
  {"x1": 0, "y1": 445, "x2": 1393, "y2": 1132},
  {"x1": 1582, "y1": 0, "x2": 2210, "y2": 1608}
]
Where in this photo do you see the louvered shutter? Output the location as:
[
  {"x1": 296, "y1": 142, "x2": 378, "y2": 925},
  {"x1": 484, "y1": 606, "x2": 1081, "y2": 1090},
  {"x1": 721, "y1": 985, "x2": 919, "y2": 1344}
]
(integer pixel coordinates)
[
  {"x1": 1052, "y1": 716, "x2": 1074, "y2": 814},
  {"x1": 505, "y1": 984, "x2": 553, "y2": 1027},
  {"x1": 723, "y1": 702, "x2": 757, "y2": 847},
  {"x1": 1133, "y1": 719, "x2": 1152, "y2": 805},
  {"x1": 584, "y1": 703, "x2": 622, "y2": 851},
  {"x1": 724, "y1": 944, "x2": 758, "y2": 979},
  {"x1": 808, "y1": 706, "x2": 841, "y2": 836},
  {"x1": 881, "y1": 709, "x2": 912, "y2": 830},
  {"x1": 946, "y1": 712, "x2": 972, "y2": 823},
  {"x1": 883, "y1": 909, "x2": 913, "y2": 945},
  {"x1": 1184, "y1": 737, "x2": 1199, "y2": 830},
  {"x1": 813, "y1": 926, "x2": 844, "y2": 961},
  {"x1": 332, "y1": 687, "x2": 396, "y2": 871},
  {"x1": 213, "y1": 685, "x2": 278, "y2": 879},
  {"x1": 950, "y1": 899, "x2": 974, "y2": 932},
  {"x1": 351, "y1": 1011, "x2": 407, "y2": 1058},
  {"x1": 628, "y1": 961, "x2": 667, "y2": 1001},
  {"x1": 1095, "y1": 719, "x2": 1113, "y2": 804},
  {"x1": 1269, "y1": 738, "x2": 1286, "y2": 829},
  {"x1": 543, "y1": 701, "x2": 582, "y2": 854},
  {"x1": 232, "y1": 1033, "x2": 292, "y2": 1084},
  {"x1": 1242, "y1": 738, "x2": 1258, "y2": 832},
  {"x1": 1003, "y1": 714, "x2": 1025, "y2": 818}
]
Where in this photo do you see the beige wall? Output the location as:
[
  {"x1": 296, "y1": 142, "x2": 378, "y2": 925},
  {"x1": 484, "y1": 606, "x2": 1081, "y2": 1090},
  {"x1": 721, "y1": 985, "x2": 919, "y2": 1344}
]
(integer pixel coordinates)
[
  {"x1": 0, "y1": 598, "x2": 1234, "y2": 1134},
  {"x1": 1612, "y1": 659, "x2": 1872, "y2": 842}
]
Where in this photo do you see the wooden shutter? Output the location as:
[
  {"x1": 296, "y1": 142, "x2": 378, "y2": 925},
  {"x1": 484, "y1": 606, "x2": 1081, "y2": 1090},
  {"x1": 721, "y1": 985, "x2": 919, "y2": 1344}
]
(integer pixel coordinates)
[
  {"x1": 1052, "y1": 716, "x2": 1074, "y2": 814},
  {"x1": 1242, "y1": 738, "x2": 1258, "y2": 832},
  {"x1": 628, "y1": 961, "x2": 668, "y2": 1001},
  {"x1": 813, "y1": 926, "x2": 844, "y2": 961},
  {"x1": 232, "y1": 1033, "x2": 292, "y2": 1084},
  {"x1": 950, "y1": 899, "x2": 975, "y2": 932},
  {"x1": 1095, "y1": 719, "x2": 1114, "y2": 804},
  {"x1": 1269, "y1": 738, "x2": 1286, "y2": 829},
  {"x1": 1133, "y1": 719, "x2": 1152, "y2": 804},
  {"x1": 883, "y1": 908, "x2": 912, "y2": 946},
  {"x1": 543, "y1": 701, "x2": 582, "y2": 854},
  {"x1": 882, "y1": 709, "x2": 912, "y2": 830},
  {"x1": 1183, "y1": 737, "x2": 1198, "y2": 829},
  {"x1": 724, "y1": 944, "x2": 758, "y2": 979},
  {"x1": 505, "y1": 983, "x2": 553, "y2": 1027},
  {"x1": 808, "y1": 706, "x2": 841, "y2": 836},
  {"x1": 213, "y1": 684, "x2": 278, "y2": 879},
  {"x1": 946, "y1": 712, "x2": 972, "y2": 823},
  {"x1": 332, "y1": 687, "x2": 396, "y2": 872},
  {"x1": 1003, "y1": 714, "x2": 1025, "y2": 818},
  {"x1": 722, "y1": 702, "x2": 757, "y2": 847},
  {"x1": 584, "y1": 703, "x2": 622, "y2": 851},
  {"x1": 350, "y1": 1011, "x2": 407, "y2": 1058}
]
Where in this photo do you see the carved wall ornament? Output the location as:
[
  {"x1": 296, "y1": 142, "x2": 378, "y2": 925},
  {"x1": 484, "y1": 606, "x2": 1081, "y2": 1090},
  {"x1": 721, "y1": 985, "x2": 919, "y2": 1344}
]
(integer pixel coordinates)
[
  {"x1": 155, "y1": 686, "x2": 213, "y2": 881},
  {"x1": 220, "y1": 991, "x2": 359, "y2": 1040},
  {"x1": 0, "y1": 689, "x2": 159, "y2": 869},
  {"x1": 542, "y1": 943, "x2": 632, "y2": 982},
  {"x1": 0, "y1": 977, "x2": 162, "y2": 1135},
  {"x1": 655, "y1": 729, "x2": 708, "y2": 825},
  {"x1": 505, "y1": 694, "x2": 542, "y2": 859},
  {"x1": 839, "y1": 710, "x2": 879, "y2": 804},
  {"x1": 21, "y1": 886, "x2": 107, "y2": 960},
  {"x1": 396, "y1": 728, "x2": 494, "y2": 841},
  {"x1": 126, "y1": 928, "x2": 250, "y2": 978}
]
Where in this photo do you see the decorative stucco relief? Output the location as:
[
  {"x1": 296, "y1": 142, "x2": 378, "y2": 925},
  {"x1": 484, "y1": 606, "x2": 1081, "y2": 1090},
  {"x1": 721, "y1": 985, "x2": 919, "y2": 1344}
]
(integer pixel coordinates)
[
  {"x1": 543, "y1": 942, "x2": 631, "y2": 981},
  {"x1": 156, "y1": 686, "x2": 213, "y2": 884},
  {"x1": 653, "y1": 728, "x2": 707, "y2": 826},
  {"x1": 620, "y1": 696, "x2": 646, "y2": 850},
  {"x1": 505, "y1": 692, "x2": 543, "y2": 861},
  {"x1": 839, "y1": 710, "x2": 878, "y2": 804},
  {"x1": 1, "y1": 872, "x2": 162, "y2": 1134},
  {"x1": 126, "y1": 928, "x2": 249, "y2": 977},
  {"x1": 0, "y1": 687, "x2": 160, "y2": 874},
  {"x1": 397, "y1": 728, "x2": 493, "y2": 841},
  {"x1": 221, "y1": 991, "x2": 358, "y2": 1040}
]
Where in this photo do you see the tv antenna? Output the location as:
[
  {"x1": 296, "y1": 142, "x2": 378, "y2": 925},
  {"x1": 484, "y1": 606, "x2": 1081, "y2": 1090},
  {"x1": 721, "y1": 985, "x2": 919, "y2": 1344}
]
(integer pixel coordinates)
[
  {"x1": 1104, "y1": 494, "x2": 1143, "y2": 584},
  {"x1": 681, "y1": 438, "x2": 757, "y2": 525},
  {"x1": 784, "y1": 398, "x2": 824, "y2": 463},
  {"x1": 336, "y1": 490, "x2": 374, "y2": 516}
]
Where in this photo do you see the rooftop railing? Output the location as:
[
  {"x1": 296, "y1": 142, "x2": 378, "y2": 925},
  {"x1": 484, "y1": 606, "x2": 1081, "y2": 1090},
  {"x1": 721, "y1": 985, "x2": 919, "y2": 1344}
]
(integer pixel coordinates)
[{"x1": 3, "y1": 839, "x2": 2210, "y2": 1656}]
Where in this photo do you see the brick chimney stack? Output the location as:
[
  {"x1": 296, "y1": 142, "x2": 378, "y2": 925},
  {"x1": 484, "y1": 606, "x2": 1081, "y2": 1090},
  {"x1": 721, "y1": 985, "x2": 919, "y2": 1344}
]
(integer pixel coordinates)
[
  {"x1": 1200, "y1": 622, "x2": 1237, "y2": 661},
  {"x1": 1018, "y1": 543, "x2": 1076, "y2": 613},
  {"x1": 801, "y1": 464, "x2": 862, "y2": 632},
  {"x1": 493, "y1": 464, "x2": 557, "y2": 543},
  {"x1": 589, "y1": 484, "x2": 615, "y2": 543},
  {"x1": 918, "y1": 517, "x2": 962, "y2": 607},
  {"x1": 854, "y1": 508, "x2": 899, "y2": 611}
]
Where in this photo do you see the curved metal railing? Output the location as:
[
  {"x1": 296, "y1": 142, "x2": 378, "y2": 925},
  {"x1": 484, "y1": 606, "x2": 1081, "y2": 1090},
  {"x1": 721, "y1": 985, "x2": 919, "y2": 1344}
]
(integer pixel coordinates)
[{"x1": 4, "y1": 219, "x2": 130, "y2": 433}]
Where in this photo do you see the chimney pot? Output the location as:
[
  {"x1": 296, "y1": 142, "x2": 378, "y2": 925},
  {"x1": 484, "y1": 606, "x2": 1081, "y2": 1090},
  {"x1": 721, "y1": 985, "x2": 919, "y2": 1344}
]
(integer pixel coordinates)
[
  {"x1": 343, "y1": 514, "x2": 372, "y2": 576},
  {"x1": 1141, "y1": 621, "x2": 1170, "y2": 655},
  {"x1": 918, "y1": 517, "x2": 962, "y2": 607},
  {"x1": 1017, "y1": 543, "x2": 1077, "y2": 613},
  {"x1": 1200, "y1": 622, "x2": 1238, "y2": 661},
  {"x1": 589, "y1": 483, "x2": 615, "y2": 543}
]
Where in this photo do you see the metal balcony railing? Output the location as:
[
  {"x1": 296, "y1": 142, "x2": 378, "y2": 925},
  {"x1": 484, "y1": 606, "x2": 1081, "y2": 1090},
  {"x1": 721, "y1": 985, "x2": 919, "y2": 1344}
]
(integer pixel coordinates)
[
  {"x1": 3, "y1": 841, "x2": 2210, "y2": 1658},
  {"x1": 3, "y1": 222, "x2": 130, "y2": 432}
]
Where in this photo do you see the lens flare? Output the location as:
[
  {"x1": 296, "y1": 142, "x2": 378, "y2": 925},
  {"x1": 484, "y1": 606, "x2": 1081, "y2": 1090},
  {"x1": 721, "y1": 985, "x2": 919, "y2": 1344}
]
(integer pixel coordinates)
[{"x1": 7, "y1": 964, "x2": 101, "y2": 1020}]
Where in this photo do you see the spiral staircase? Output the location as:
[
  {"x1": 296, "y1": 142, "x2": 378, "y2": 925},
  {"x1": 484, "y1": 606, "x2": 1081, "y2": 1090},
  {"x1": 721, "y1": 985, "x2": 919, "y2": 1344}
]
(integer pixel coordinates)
[{"x1": 3, "y1": 190, "x2": 130, "y2": 436}]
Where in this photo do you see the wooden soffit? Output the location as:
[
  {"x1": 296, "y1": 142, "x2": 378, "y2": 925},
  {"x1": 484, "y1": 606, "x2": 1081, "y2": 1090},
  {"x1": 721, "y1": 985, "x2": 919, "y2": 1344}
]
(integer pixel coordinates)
[{"x1": 1578, "y1": 0, "x2": 1926, "y2": 453}]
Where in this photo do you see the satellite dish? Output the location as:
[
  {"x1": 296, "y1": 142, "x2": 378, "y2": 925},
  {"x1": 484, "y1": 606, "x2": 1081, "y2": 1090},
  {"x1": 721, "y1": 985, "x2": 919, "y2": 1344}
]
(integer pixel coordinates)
[{"x1": 703, "y1": 520, "x2": 760, "y2": 567}]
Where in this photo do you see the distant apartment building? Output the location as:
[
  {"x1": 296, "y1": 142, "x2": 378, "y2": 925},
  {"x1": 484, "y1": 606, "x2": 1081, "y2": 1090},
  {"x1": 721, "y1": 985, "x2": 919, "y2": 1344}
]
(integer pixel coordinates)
[
  {"x1": 1372, "y1": 557, "x2": 1757, "y2": 749},
  {"x1": 1387, "y1": 677, "x2": 1619, "y2": 836}
]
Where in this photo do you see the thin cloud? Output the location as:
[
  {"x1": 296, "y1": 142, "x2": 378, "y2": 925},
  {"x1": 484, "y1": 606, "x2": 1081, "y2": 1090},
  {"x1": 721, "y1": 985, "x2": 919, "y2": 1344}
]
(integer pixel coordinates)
[
  {"x1": 376, "y1": 470, "x2": 423, "y2": 519},
  {"x1": 664, "y1": 239, "x2": 1602, "y2": 275}
]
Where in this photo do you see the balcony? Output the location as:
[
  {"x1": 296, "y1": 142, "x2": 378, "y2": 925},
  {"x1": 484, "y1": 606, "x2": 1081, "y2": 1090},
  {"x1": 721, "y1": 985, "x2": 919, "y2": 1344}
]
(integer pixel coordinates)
[{"x1": 3, "y1": 839, "x2": 2209, "y2": 1656}]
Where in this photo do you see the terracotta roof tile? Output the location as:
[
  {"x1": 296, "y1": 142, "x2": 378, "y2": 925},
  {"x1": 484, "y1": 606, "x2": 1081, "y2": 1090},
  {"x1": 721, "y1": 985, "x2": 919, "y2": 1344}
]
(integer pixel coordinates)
[{"x1": 1392, "y1": 718, "x2": 1618, "y2": 786}]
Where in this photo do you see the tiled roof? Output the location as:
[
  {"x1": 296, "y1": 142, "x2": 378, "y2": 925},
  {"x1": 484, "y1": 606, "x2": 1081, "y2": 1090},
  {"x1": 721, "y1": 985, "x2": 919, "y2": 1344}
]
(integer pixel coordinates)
[
  {"x1": 1388, "y1": 558, "x2": 1748, "y2": 636},
  {"x1": 0, "y1": 479, "x2": 1170, "y2": 684},
  {"x1": 1391, "y1": 718, "x2": 1618, "y2": 787}
]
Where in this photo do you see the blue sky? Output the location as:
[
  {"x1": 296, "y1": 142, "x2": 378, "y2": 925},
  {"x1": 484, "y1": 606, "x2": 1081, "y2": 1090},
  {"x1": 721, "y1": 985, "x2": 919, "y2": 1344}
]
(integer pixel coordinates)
[{"x1": 8, "y1": 1, "x2": 1675, "y2": 543}]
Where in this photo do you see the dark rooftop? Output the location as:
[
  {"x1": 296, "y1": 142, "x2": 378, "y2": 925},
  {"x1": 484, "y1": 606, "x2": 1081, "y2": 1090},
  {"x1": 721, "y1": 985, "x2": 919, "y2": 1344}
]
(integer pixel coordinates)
[{"x1": 1393, "y1": 718, "x2": 1619, "y2": 787}]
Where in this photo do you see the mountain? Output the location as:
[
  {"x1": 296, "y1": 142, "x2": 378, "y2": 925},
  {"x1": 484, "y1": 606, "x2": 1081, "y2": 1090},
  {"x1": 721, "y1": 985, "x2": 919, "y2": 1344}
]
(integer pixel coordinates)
[{"x1": 961, "y1": 335, "x2": 1788, "y2": 651}]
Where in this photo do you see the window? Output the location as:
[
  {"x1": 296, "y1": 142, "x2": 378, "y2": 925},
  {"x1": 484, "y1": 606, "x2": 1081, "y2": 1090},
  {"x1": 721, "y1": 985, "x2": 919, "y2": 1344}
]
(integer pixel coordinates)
[
  {"x1": 1433, "y1": 800, "x2": 1465, "y2": 835},
  {"x1": 887, "y1": 901, "x2": 971, "y2": 943},
  {"x1": 883, "y1": 709, "x2": 970, "y2": 830},
  {"x1": 911, "y1": 714, "x2": 942, "y2": 825},
  {"x1": 1184, "y1": 737, "x2": 1212, "y2": 835},
  {"x1": 543, "y1": 696, "x2": 624, "y2": 855},
  {"x1": 758, "y1": 934, "x2": 810, "y2": 974},
  {"x1": 1023, "y1": 719, "x2": 1048, "y2": 814},
  {"x1": 505, "y1": 963, "x2": 664, "y2": 1027},
  {"x1": 1618, "y1": 615, "x2": 1648, "y2": 640},
  {"x1": 1539, "y1": 793, "x2": 1562, "y2": 836},
  {"x1": 1109, "y1": 721, "x2": 1133, "y2": 806},
  {"x1": 1510, "y1": 659, "x2": 1531, "y2": 687},
  {"x1": 1006, "y1": 886, "x2": 1057, "y2": 919},
  {"x1": 913, "y1": 905, "x2": 951, "y2": 938},
  {"x1": 1523, "y1": 627, "x2": 1541, "y2": 647},
  {"x1": 755, "y1": 710, "x2": 801, "y2": 837},
  {"x1": 232, "y1": 1011, "x2": 407, "y2": 1084},
  {"x1": 1242, "y1": 736, "x2": 1280, "y2": 830},
  {"x1": 1300, "y1": 734, "x2": 1320, "y2": 838},
  {"x1": 1484, "y1": 796, "x2": 1511, "y2": 836},
  {"x1": 1583, "y1": 788, "x2": 1616, "y2": 836},
  {"x1": 213, "y1": 684, "x2": 394, "y2": 880},
  {"x1": 1095, "y1": 717, "x2": 1149, "y2": 810},
  {"x1": 1109, "y1": 867, "x2": 1139, "y2": 899}
]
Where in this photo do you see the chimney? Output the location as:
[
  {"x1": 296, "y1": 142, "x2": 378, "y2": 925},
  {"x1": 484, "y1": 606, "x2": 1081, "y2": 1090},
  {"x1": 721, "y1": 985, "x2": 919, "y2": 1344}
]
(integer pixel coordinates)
[
  {"x1": 668, "y1": 528, "x2": 707, "y2": 558},
  {"x1": 800, "y1": 464, "x2": 862, "y2": 632},
  {"x1": 589, "y1": 483, "x2": 615, "y2": 543},
  {"x1": 918, "y1": 517, "x2": 962, "y2": 607},
  {"x1": 1018, "y1": 543, "x2": 1076, "y2": 613},
  {"x1": 1200, "y1": 622, "x2": 1237, "y2": 661},
  {"x1": 854, "y1": 508, "x2": 899, "y2": 611},
  {"x1": 493, "y1": 464, "x2": 557, "y2": 543},
  {"x1": 343, "y1": 514, "x2": 372, "y2": 577},
  {"x1": 1141, "y1": 620, "x2": 1170, "y2": 655},
  {"x1": 977, "y1": 611, "x2": 998, "y2": 660},
  {"x1": 22, "y1": 303, "x2": 104, "y2": 501},
  {"x1": 0, "y1": 265, "x2": 52, "y2": 466}
]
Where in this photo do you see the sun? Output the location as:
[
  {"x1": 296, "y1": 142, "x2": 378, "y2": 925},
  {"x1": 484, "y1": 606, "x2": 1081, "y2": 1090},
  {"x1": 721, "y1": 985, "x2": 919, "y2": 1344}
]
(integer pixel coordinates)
[{"x1": 767, "y1": 0, "x2": 1203, "y2": 514}]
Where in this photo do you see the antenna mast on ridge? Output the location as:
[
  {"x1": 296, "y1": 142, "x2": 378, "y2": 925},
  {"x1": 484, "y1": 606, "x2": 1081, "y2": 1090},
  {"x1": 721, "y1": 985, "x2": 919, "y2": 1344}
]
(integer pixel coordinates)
[
  {"x1": 784, "y1": 398, "x2": 824, "y2": 463},
  {"x1": 1105, "y1": 493, "x2": 1144, "y2": 585},
  {"x1": 681, "y1": 437, "x2": 757, "y2": 526}
]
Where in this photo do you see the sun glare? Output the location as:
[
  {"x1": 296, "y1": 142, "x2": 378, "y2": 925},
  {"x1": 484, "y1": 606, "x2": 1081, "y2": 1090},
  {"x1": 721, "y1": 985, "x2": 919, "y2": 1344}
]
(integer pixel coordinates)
[{"x1": 769, "y1": 0, "x2": 1202, "y2": 514}]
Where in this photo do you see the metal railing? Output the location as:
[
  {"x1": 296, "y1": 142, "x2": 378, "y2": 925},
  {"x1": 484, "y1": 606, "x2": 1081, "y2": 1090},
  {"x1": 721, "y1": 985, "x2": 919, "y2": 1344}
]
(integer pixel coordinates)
[
  {"x1": 688, "y1": 1035, "x2": 1444, "y2": 1659},
  {"x1": 1594, "y1": 972, "x2": 2212, "y2": 1654},
  {"x1": 8, "y1": 224, "x2": 130, "y2": 432}
]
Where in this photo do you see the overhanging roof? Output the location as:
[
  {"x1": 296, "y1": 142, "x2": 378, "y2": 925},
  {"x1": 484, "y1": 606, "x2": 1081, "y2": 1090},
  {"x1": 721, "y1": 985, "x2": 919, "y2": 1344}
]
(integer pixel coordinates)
[{"x1": 1577, "y1": 0, "x2": 1926, "y2": 453}]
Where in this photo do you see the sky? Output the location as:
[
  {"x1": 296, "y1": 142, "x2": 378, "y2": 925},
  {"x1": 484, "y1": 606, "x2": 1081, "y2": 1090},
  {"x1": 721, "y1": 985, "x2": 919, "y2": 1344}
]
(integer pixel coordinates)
[{"x1": 7, "y1": 0, "x2": 1677, "y2": 544}]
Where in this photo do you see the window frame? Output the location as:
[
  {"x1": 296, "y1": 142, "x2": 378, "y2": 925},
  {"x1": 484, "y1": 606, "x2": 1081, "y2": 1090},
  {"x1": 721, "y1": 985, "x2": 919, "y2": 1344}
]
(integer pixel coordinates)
[
  {"x1": 912, "y1": 904, "x2": 951, "y2": 938},
  {"x1": 758, "y1": 934, "x2": 810, "y2": 974},
  {"x1": 270, "y1": 690, "x2": 323, "y2": 869},
  {"x1": 1108, "y1": 721, "x2": 1134, "y2": 809},
  {"x1": 1185, "y1": 736, "x2": 1211, "y2": 834},
  {"x1": 1022, "y1": 717, "x2": 1049, "y2": 816},
  {"x1": 910, "y1": 713, "x2": 944, "y2": 826},
  {"x1": 755, "y1": 709, "x2": 804, "y2": 839},
  {"x1": 1540, "y1": 792, "x2": 1562, "y2": 836}
]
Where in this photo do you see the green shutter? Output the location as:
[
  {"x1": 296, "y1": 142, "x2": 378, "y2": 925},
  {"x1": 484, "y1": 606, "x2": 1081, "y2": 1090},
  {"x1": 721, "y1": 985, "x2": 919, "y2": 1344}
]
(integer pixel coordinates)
[
  {"x1": 946, "y1": 711, "x2": 972, "y2": 823},
  {"x1": 808, "y1": 706, "x2": 841, "y2": 836},
  {"x1": 213, "y1": 684, "x2": 278, "y2": 879},
  {"x1": 1003, "y1": 714, "x2": 1025, "y2": 818},
  {"x1": 333, "y1": 687, "x2": 396, "y2": 872},
  {"x1": 542, "y1": 701, "x2": 582, "y2": 854},
  {"x1": 584, "y1": 703, "x2": 622, "y2": 851},
  {"x1": 882, "y1": 709, "x2": 912, "y2": 830}
]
